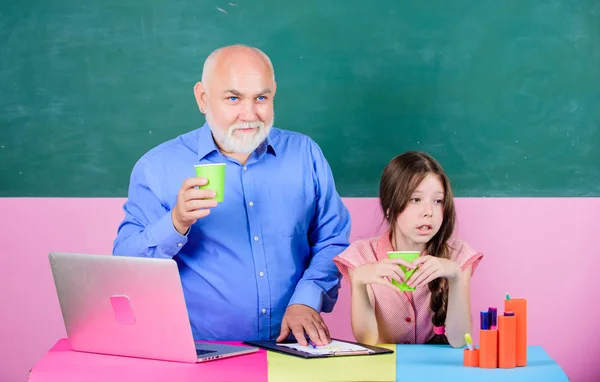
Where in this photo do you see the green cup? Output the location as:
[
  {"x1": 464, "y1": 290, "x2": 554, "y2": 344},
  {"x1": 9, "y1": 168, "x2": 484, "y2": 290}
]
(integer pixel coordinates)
[
  {"x1": 387, "y1": 251, "x2": 420, "y2": 292},
  {"x1": 194, "y1": 163, "x2": 226, "y2": 202}
]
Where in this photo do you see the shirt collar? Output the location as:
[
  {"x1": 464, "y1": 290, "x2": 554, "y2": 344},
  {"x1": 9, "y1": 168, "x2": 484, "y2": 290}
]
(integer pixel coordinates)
[
  {"x1": 375, "y1": 231, "x2": 395, "y2": 261},
  {"x1": 376, "y1": 231, "x2": 430, "y2": 261},
  {"x1": 196, "y1": 122, "x2": 277, "y2": 161}
]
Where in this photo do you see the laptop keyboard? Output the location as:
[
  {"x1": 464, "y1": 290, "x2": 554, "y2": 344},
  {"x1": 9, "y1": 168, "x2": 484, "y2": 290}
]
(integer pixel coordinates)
[{"x1": 196, "y1": 349, "x2": 217, "y2": 356}]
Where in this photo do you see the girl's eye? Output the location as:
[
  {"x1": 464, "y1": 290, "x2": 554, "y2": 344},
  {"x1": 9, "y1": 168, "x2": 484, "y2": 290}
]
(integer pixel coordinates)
[
  {"x1": 411, "y1": 197, "x2": 421, "y2": 203},
  {"x1": 435, "y1": 199, "x2": 444, "y2": 204}
]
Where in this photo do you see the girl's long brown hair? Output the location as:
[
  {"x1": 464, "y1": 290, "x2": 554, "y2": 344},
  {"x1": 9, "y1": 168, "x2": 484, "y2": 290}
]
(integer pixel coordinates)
[{"x1": 379, "y1": 151, "x2": 456, "y2": 344}]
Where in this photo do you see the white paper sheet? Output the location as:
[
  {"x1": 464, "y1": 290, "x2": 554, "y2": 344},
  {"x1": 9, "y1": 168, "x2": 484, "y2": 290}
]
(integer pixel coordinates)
[{"x1": 278, "y1": 340, "x2": 375, "y2": 355}]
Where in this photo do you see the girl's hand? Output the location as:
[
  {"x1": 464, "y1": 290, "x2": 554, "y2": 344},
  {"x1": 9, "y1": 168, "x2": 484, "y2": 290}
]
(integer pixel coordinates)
[
  {"x1": 352, "y1": 258, "x2": 415, "y2": 291},
  {"x1": 406, "y1": 255, "x2": 461, "y2": 288}
]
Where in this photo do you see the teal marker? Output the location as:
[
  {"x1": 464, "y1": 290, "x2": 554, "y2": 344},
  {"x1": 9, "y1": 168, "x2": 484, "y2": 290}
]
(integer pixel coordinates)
[{"x1": 506, "y1": 293, "x2": 510, "y2": 300}]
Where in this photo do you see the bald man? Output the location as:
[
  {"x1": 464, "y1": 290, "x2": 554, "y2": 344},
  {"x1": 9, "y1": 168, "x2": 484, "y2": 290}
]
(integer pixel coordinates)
[{"x1": 113, "y1": 45, "x2": 351, "y2": 346}]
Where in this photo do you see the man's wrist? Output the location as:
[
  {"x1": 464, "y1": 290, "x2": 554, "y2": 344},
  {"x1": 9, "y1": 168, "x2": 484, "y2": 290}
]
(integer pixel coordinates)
[{"x1": 171, "y1": 211, "x2": 190, "y2": 236}]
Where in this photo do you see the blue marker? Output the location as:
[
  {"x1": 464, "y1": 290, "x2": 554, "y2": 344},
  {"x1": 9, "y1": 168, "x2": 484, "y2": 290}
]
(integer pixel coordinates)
[
  {"x1": 488, "y1": 307, "x2": 497, "y2": 329},
  {"x1": 480, "y1": 311, "x2": 489, "y2": 330}
]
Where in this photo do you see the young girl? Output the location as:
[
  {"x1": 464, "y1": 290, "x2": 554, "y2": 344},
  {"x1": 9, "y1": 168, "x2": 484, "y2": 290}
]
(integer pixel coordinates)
[{"x1": 333, "y1": 151, "x2": 483, "y2": 348}]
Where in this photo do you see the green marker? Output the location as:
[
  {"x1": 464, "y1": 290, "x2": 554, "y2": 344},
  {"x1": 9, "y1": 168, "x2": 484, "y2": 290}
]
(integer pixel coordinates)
[{"x1": 506, "y1": 293, "x2": 510, "y2": 300}]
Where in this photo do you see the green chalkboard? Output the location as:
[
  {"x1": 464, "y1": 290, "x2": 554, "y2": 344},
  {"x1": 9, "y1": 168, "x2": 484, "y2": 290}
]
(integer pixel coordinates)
[{"x1": 1, "y1": 0, "x2": 599, "y2": 197}]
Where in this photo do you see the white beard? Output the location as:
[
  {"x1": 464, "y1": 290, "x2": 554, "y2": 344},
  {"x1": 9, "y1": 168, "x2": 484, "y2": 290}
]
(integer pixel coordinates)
[{"x1": 208, "y1": 117, "x2": 273, "y2": 154}]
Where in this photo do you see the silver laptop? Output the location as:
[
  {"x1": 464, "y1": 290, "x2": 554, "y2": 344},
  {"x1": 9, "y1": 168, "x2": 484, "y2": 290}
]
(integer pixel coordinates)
[{"x1": 48, "y1": 252, "x2": 258, "y2": 363}]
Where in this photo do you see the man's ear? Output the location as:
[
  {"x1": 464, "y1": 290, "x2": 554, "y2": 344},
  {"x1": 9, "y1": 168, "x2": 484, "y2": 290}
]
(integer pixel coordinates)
[{"x1": 193, "y1": 82, "x2": 207, "y2": 114}]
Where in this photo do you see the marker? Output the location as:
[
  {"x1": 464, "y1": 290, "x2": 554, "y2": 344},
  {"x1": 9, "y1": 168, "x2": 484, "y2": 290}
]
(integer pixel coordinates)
[
  {"x1": 307, "y1": 338, "x2": 317, "y2": 349},
  {"x1": 504, "y1": 311, "x2": 515, "y2": 316},
  {"x1": 480, "y1": 311, "x2": 489, "y2": 330},
  {"x1": 506, "y1": 293, "x2": 511, "y2": 300},
  {"x1": 488, "y1": 307, "x2": 498, "y2": 329},
  {"x1": 464, "y1": 333, "x2": 474, "y2": 351}
]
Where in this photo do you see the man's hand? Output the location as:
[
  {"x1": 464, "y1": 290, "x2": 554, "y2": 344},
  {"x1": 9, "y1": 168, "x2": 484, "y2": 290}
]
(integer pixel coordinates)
[
  {"x1": 172, "y1": 177, "x2": 218, "y2": 235},
  {"x1": 276, "y1": 304, "x2": 331, "y2": 346}
]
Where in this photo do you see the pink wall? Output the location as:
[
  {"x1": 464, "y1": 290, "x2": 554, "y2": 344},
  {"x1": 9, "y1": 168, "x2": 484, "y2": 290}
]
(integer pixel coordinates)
[{"x1": 1, "y1": 197, "x2": 598, "y2": 382}]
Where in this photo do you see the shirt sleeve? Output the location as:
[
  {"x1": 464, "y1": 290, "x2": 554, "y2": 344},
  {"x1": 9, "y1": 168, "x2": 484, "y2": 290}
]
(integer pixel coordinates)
[
  {"x1": 333, "y1": 241, "x2": 377, "y2": 308},
  {"x1": 112, "y1": 156, "x2": 188, "y2": 259},
  {"x1": 287, "y1": 139, "x2": 352, "y2": 314},
  {"x1": 449, "y1": 238, "x2": 484, "y2": 277},
  {"x1": 333, "y1": 243, "x2": 366, "y2": 286}
]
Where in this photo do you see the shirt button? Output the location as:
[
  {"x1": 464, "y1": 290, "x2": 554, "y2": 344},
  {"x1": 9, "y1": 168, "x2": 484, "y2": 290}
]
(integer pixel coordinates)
[
  {"x1": 253, "y1": 236, "x2": 259, "y2": 242},
  {"x1": 248, "y1": 201, "x2": 254, "y2": 207},
  {"x1": 259, "y1": 272, "x2": 264, "y2": 277},
  {"x1": 243, "y1": 166, "x2": 248, "y2": 171},
  {"x1": 261, "y1": 308, "x2": 267, "y2": 314},
  {"x1": 405, "y1": 317, "x2": 411, "y2": 323},
  {"x1": 177, "y1": 243, "x2": 183, "y2": 247}
]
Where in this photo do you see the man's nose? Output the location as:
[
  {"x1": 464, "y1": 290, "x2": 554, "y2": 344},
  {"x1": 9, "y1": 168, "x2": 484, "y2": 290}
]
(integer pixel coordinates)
[{"x1": 239, "y1": 101, "x2": 258, "y2": 121}]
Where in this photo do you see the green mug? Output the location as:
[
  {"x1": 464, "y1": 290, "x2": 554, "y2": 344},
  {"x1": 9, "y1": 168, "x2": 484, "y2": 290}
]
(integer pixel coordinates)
[
  {"x1": 387, "y1": 251, "x2": 420, "y2": 291},
  {"x1": 194, "y1": 163, "x2": 226, "y2": 202}
]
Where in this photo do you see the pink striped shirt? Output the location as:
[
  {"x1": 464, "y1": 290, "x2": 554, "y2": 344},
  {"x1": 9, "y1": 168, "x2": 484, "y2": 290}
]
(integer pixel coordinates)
[{"x1": 333, "y1": 233, "x2": 483, "y2": 344}]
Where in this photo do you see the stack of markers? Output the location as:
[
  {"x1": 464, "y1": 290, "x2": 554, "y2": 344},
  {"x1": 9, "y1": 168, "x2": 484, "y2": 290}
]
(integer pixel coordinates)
[{"x1": 463, "y1": 294, "x2": 527, "y2": 369}]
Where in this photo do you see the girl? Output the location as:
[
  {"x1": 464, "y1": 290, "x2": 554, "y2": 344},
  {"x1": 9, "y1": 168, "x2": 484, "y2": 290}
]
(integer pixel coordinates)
[{"x1": 333, "y1": 151, "x2": 483, "y2": 348}]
